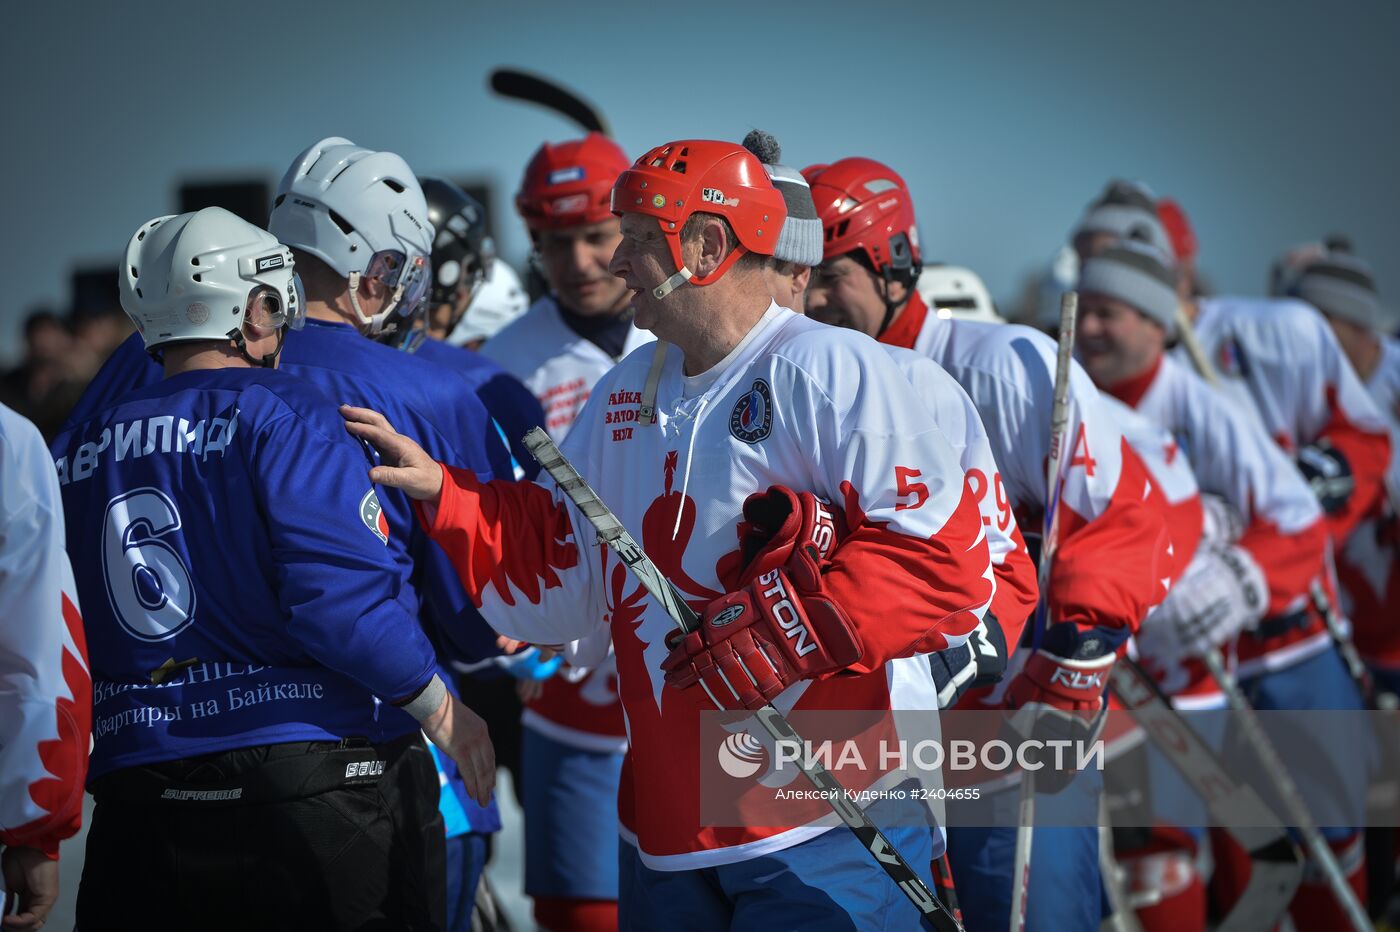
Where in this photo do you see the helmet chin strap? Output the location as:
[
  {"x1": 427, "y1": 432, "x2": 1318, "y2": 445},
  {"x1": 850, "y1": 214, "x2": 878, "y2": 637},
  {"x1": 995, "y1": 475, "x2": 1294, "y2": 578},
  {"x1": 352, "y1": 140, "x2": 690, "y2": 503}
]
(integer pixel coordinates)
[
  {"x1": 877, "y1": 265, "x2": 900, "y2": 336},
  {"x1": 228, "y1": 325, "x2": 286, "y2": 368},
  {"x1": 651, "y1": 241, "x2": 751, "y2": 300},
  {"x1": 652, "y1": 267, "x2": 693, "y2": 299},
  {"x1": 347, "y1": 270, "x2": 407, "y2": 334}
]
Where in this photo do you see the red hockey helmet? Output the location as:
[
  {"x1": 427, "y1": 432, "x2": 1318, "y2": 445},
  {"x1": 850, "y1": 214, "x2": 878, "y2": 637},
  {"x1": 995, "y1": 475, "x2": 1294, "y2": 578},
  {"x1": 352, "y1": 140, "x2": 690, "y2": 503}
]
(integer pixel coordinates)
[
  {"x1": 611, "y1": 139, "x2": 787, "y2": 298},
  {"x1": 805, "y1": 158, "x2": 922, "y2": 277},
  {"x1": 516, "y1": 132, "x2": 631, "y2": 231}
]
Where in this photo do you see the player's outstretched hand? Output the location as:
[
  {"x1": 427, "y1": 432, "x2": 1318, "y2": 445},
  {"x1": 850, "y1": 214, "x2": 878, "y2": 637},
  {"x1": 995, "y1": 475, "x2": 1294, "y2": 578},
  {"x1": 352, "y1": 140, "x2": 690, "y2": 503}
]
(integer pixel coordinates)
[
  {"x1": 340, "y1": 405, "x2": 444, "y2": 501},
  {"x1": 1, "y1": 845, "x2": 59, "y2": 932},
  {"x1": 419, "y1": 692, "x2": 497, "y2": 807}
]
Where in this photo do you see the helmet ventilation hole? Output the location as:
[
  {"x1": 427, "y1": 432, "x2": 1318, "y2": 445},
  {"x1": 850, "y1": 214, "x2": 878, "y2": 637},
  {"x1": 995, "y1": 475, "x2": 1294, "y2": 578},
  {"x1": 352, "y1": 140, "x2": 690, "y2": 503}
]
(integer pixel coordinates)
[{"x1": 329, "y1": 210, "x2": 355, "y2": 236}]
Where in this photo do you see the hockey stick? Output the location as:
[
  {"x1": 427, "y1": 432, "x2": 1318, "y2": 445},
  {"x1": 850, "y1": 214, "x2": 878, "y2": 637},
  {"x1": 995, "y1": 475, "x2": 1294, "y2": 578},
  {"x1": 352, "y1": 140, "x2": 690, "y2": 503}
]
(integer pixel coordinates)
[
  {"x1": 1109, "y1": 659, "x2": 1303, "y2": 932},
  {"x1": 488, "y1": 68, "x2": 610, "y2": 135},
  {"x1": 1198, "y1": 649, "x2": 1370, "y2": 931},
  {"x1": 1009, "y1": 290, "x2": 1080, "y2": 931},
  {"x1": 1175, "y1": 306, "x2": 1373, "y2": 931},
  {"x1": 522, "y1": 428, "x2": 964, "y2": 932}
]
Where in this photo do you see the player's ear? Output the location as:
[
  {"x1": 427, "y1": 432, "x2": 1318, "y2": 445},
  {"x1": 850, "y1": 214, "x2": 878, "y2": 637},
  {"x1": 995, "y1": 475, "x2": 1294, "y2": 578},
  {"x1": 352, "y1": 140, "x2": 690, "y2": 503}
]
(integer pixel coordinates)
[
  {"x1": 886, "y1": 276, "x2": 909, "y2": 306},
  {"x1": 689, "y1": 216, "x2": 730, "y2": 280}
]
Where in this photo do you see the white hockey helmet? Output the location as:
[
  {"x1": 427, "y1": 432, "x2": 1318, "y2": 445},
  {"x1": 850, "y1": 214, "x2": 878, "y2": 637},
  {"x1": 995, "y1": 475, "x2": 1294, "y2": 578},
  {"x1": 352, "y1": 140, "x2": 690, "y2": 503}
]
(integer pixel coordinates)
[
  {"x1": 917, "y1": 264, "x2": 1002, "y2": 323},
  {"x1": 269, "y1": 136, "x2": 433, "y2": 336},
  {"x1": 121, "y1": 207, "x2": 303, "y2": 352},
  {"x1": 448, "y1": 258, "x2": 529, "y2": 347}
]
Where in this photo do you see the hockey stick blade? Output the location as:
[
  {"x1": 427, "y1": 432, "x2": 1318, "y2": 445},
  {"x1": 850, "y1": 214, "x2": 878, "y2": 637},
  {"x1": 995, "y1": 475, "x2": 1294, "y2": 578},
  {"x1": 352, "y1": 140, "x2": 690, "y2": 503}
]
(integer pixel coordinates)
[
  {"x1": 488, "y1": 68, "x2": 610, "y2": 135},
  {"x1": 1110, "y1": 659, "x2": 1302, "y2": 931},
  {"x1": 522, "y1": 427, "x2": 963, "y2": 932}
]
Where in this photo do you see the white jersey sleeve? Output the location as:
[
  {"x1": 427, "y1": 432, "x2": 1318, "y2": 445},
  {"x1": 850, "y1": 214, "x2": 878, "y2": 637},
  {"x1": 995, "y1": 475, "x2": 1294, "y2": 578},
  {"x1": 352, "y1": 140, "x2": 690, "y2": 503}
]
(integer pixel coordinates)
[{"x1": 0, "y1": 404, "x2": 90, "y2": 856}]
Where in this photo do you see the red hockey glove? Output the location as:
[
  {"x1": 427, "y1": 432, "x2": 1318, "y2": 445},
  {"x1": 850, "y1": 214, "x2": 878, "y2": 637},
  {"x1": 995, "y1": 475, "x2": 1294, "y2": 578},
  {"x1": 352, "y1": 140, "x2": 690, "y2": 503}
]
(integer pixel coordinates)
[
  {"x1": 663, "y1": 486, "x2": 860, "y2": 710},
  {"x1": 724, "y1": 485, "x2": 846, "y2": 586},
  {"x1": 1003, "y1": 624, "x2": 1121, "y2": 792}
]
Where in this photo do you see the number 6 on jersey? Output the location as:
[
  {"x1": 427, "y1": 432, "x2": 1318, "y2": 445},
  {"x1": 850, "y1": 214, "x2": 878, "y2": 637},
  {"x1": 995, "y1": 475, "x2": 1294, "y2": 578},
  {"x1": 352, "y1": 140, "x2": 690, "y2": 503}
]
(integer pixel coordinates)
[{"x1": 102, "y1": 487, "x2": 197, "y2": 641}]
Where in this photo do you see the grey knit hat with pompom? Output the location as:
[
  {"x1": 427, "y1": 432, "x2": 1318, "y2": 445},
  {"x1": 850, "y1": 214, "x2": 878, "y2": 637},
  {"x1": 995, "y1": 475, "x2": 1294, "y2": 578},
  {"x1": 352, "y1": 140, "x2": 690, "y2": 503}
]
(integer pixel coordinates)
[{"x1": 741, "y1": 130, "x2": 823, "y2": 267}]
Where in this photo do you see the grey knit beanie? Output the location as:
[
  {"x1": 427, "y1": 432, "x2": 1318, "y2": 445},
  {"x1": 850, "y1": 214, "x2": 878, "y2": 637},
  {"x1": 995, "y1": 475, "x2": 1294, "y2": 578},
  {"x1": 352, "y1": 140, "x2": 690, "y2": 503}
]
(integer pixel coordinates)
[
  {"x1": 741, "y1": 130, "x2": 823, "y2": 268},
  {"x1": 1078, "y1": 240, "x2": 1181, "y2": 335},
  {"x1": 1073, "y1": 179, "x2": 1172, "y2": 256},
  {"x1": 1290, "y1": 243, "x2": 1381, "y2": 330}
]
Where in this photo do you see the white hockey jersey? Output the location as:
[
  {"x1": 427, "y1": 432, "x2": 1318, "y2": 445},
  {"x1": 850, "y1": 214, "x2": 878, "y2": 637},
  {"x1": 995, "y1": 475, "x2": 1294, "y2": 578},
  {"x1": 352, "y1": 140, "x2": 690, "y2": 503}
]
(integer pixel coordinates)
[
  {"x1": 1338, "y1": 336, "x2": 1400, "y2": 670},
  {"x1": 479, "y1": 292, "x2": 653, "y2": 749},
  {"x1": 880, "y1": 293, "x2": 1172, "y2": 637},
  {"x1": 1107, "y1": 353, "x2": 1330, "y2": 676},
  {"x1": 0, "y1": 403, "x2": 90, "y2": 857},
  {"x1": 883, "y1": 345, "x2": 1039, "y2": 647},
  {"x1": 1097, "y1": 394, "x2": 1225, "y2": 705},
  {"x1": 480, "y1": 293, "x2": 654, "y2": 438},
  {"x1": 1184, "y1": 297, "x2": 1391, "y2": 544},
  {"x1": 423, "y1": 304, "x2": 994, "y2": 868}
]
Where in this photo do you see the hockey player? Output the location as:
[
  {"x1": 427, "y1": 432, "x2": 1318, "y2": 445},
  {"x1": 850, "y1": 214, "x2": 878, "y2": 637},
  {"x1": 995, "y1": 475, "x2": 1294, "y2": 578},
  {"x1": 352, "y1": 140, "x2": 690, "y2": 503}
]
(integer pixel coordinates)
[
  {"x1": 345, "y1": 137, "x2": 995, "y2": 929},
  {"x1": 483, "y1": 133, "x2": 653, "y2": 432},
  {"x1": 0, "y1": 403, "x2": 89, "y2": 932},
  {"x1": 411, "y1": 177, "x2": 544, "y2": 486},
  {"x1": 1277, "y1": 243, "x2": 1400, "y2": 694},
  {"x1": 743, "y1": 129, "x2": 1036, "y2": 698},
  {"x1": 448, "y1": 258, "x2": 530, "y2": 351},
  {"x1": 1144, "y1": 198, "x2": 1392, "y2": 552},
  {"x1": 417, "y1": 178, "x2": 495, "y2": 343},
  {"x1": 61, "y1": 139, "x2": 518, "y2": 929},
  {"x1": 1074, "y1": 239, "x2": 1373, "y2": 927},
  {"x1": 803, "y1": 155, "x2": 1172, "y2": 931},
  {"x1": 54, "y1": 208, "x2": 495, "y2": 930},
  {"x1": 476, "y1": 132, "x2": 646, "y2": 932}
]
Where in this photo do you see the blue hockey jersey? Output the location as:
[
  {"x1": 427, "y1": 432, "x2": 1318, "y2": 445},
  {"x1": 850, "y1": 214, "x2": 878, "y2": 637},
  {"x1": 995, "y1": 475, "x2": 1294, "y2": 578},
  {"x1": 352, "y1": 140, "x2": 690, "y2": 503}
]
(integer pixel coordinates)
[
  {"x1": 53, "y1": 368, "x2": 437, "y2": 780},
  {"x1": 63, "y1": 324, "x2": 510, "y2": 664},
  {"x1": 412, "y1": 337, "x2": 546, "y2": 482}
]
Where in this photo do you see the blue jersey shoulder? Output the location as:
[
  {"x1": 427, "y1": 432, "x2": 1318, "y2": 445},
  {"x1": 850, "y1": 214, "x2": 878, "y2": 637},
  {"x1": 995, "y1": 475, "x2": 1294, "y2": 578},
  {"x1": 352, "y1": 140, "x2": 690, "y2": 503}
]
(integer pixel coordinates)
[{"x1": 282, "y1": 321, "x2": 499, "y2": 476}]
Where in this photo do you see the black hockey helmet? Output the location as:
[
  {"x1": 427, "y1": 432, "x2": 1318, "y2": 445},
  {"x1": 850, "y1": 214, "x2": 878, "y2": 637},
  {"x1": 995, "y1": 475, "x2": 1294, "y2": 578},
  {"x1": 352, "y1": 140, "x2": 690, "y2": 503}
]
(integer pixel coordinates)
[{"x1": 418, "y1": 177, "x2": 495, "y2": 309}]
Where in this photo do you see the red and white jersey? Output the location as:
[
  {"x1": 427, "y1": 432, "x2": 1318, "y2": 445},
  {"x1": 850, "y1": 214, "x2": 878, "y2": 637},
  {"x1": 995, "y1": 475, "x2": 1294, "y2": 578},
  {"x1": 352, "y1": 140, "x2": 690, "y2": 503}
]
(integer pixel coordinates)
[
  {"x1": 883, "y1": 345, "x2": 1039, "y2": 649},
  {"x1": 480, "y1": 294, "x2": 654, "y2": 438},
  {"x1": 0, "y1": 403, "x2": 90, "y2": 858},
  {"x1": 1338, "y1": 336, "x2": 1400, "y2": 671},
  {"x1": 424, "y1": 304, "x2": 994, "y2": 868},
  {"x1": 881, "y1": 293, "x2": 1171, "y2": 637},
  {"x1": 1108, "y1": 353, "x2": 1330, "y2": 676},
  {"x1": 480, "y1": 292, "x2": 652, "y2": 749},
  {"x1": 1099, "y1": 395, "x2": 1222, "y2": 706},
  {"x1": 1185, "y1": 296, "x2": 1392, "y2": 544}
]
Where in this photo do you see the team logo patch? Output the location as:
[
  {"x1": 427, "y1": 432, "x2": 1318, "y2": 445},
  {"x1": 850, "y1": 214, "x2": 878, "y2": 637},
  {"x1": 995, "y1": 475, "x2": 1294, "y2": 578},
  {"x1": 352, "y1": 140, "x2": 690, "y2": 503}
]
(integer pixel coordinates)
[
  {"x1": 710, "y1": 604, "x2": 746, "y2": 628},
  {"x1": 550, "y1": 192, "x2": 590, "y2": 215},
  {"x1": 729, "y1": 379, "x2": 773, "y2": 443},
  {"x1": 186, "y1": 302, "x2": 210, "y2": 325},
  {"x1": 548, "y1": 166, "x2": 585, "y2": 185},
  {"x1": 256, "y1": 253, "x2": 285, "y2": 273},
  {"x1": 360, "y1": 489, "x2": 389, "y2": 544},
  {"x1": 1215, "y1": 337, "x2": 1250, "y2": 378}
]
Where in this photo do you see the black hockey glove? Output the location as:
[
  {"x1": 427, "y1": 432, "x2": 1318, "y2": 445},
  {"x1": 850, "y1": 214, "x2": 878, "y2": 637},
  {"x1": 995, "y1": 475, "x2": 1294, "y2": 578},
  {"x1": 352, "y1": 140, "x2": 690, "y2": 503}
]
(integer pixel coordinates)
[{"x1": 1297, "y1": 439, "x2": 1353, "y2": 514}]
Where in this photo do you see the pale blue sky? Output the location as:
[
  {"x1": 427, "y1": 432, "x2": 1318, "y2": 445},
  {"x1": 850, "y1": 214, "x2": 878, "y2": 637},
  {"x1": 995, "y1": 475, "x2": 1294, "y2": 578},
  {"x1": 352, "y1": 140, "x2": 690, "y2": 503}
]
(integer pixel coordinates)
[{"x1": 3, "y1": 0, "x2": 1396, "y2": 364}]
